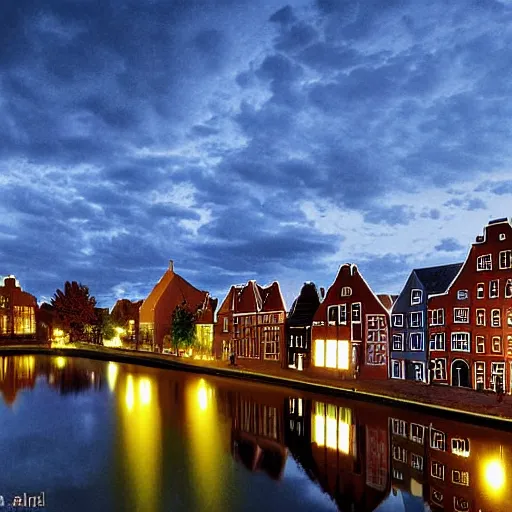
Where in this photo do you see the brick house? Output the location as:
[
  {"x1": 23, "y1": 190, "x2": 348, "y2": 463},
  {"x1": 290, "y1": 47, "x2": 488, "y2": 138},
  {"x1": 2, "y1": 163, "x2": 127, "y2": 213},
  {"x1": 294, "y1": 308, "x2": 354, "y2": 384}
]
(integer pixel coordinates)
[
  {"x1": 214, "y1": 280, "x2": 286, "y2": 366},
  {"x1": 310, "y1": 264, "x2": 393, "y2": 380},
  {"x1": 427, "y1": 218, "x2": 512, "y2": 391}
]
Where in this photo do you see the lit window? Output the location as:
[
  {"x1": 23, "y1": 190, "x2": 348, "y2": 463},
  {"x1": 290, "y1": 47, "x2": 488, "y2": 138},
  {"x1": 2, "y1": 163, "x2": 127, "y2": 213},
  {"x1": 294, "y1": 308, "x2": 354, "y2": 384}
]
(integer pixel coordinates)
[
  {"x1": 475, "y1": 362, "x2": 485, "y2": 385},
  {"x1": 337, "y1": 340, "x2": 349, "y2": 369},
  {"x1": 315, "y1": 340, "x2": 325, "y2": 367},
  {"x1": 223, "y1": 317, "x2": 228, "y2": 332},
  {"x1": 451, "y1": 438, "x2": 470, "y2": 457},
  {"x1": 452, "y1": 470, "x2": 470, "y2": 486},
  {"x1": 477, "y1": 254, "x2": 492, "y2": 271}
]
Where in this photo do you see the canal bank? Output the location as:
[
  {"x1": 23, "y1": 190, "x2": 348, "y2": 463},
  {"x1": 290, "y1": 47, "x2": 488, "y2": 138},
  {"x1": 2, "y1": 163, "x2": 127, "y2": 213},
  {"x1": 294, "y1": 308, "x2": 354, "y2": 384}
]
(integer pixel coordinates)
[{"x1": 1, "y1": 344, "x2": 512, "y2": 429}]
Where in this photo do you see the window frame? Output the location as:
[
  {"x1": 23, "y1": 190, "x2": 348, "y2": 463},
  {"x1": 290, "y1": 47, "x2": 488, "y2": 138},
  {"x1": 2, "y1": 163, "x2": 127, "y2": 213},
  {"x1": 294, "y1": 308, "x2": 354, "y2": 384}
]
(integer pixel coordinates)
[
  {"x1": 477, "y1": 254, "x2": 492, "y2": 271},
  {"x1": 475, "y1": 308, "x2": 486, "y2": 326},
  {"x1": 409, "y1": 332, "x2": 424, "y2": 351},
  {"x1": 489, "y1": 280, "x2": 499, "y2": 299},
  {"x1": 429, "y1": 332, "x2": 446, "y2": 351},
  {"x1": 392, "y1": 334, "x2": 404, "y2": 351},
  {"x1": 451, "y1": 332, "x2": 470, "y2": 352},
  {"x1": 491, "y1": 309, "x2": 501, "y2": 327},
  {"x1": 410, "y1": 289, "x2": 423, "y2": 305},
  {"x1": 453, "y1": 308, "x2": 469, "y2": 323},
  {"x1": 392, "y1": 313, "x2": 404, "y2": 327}
]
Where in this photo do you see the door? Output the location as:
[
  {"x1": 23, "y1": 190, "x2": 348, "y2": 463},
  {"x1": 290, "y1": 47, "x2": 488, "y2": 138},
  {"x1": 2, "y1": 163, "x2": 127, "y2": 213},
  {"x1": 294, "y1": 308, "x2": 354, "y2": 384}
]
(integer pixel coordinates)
[
  {"x1": 451, "y1": 359, "x2": 470, "y2": 388},
  {"x1": 297, "y1": 353, "x2": 303, "y2": 371}
]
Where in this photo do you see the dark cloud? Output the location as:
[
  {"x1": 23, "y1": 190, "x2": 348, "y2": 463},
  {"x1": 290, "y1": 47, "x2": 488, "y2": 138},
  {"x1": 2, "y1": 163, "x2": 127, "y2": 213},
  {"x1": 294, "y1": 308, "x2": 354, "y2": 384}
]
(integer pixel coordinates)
[
  {"x1": 364, "y1": 205, "x2": 416, "y2": 226},
  {"x1": 434, "y1": 238, "x2": 465, "y2": 252},
  {"x1": 269, "y1": 6, "x2": 296, "y2": 25},
  {"x1": 444, "y1": 196, "x2": 487, "y2": 211},
  {"x1": 475, "y1": 180, "x2": 512, "y2": 195}
]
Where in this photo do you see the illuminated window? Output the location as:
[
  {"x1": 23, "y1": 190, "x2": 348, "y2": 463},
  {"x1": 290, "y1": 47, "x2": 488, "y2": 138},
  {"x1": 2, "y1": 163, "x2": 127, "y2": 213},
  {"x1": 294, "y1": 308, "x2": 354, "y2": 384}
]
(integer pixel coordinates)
[
  {"x1": 312, "y1": 402, "x2": 352, "y2": 454},
  {"x1": 0, "y1": 296, "x2": 8, "y2": 308},
  {"x1": 452, "y1": 470, "x2": 469, "y2": 486},
  {"x1": 223, "y1": 317, "x2": 228, "y2": 332},
  {"x1": 475, "y1": 362, "x2": 485, "y2": 385},
  {"x1": 337, "y1": 340, "x2": 349, "y2": 369},
  {"x1": 315, "y1": 340, "x2": 325, "y2": 367},
  {"x1": 13, "y1": 306, "x2": 35, "y2": 335},
  {"x1": 451, "y1": 438, "x2": 470, "y2": 457},
  {"x1": 430, "y1": 429, "x2": 446, "y2": 451},
  {"x1": 411, "y1": 454, "x2": 423, "y2": 471},
  {"x1": 325, "y1": 340, "x2": 337, "y2": 368},
  {"x1": 477, "y1": 254, "x2": 492, "y2": 271},
  {"x1": 0, "y1": 314, "x2": 10, "y2": 335}
]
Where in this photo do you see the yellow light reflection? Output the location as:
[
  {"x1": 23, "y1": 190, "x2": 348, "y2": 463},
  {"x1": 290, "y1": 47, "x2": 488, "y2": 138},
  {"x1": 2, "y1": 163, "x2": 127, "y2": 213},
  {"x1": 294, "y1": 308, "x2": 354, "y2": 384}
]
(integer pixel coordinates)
[
  {"x1": 107, "y1": 362, "x2": 118, "y2": 393},
  {"x1": 484, "y1": 459, "x2": 505, "y2": 492},
  {"x1": 326, "y1": 416, "x2": 337, "y2": 448},
  {"x1": 139, "y1": 378, "x2": 151, "y2": 405},
  {"x1": 125, "y1": 375, "x2": 134, "y2": 412},
  {"x1": 314, "y1": 414, "x2": 325, "y2": 446},
  {"x1": 315, "y1": 340, "x2": 325, "y2": 367},
  {"x1": 55, "y1": 357, "x2": 66, "y2": 369},
  {"x1": 338, "y1": 421, "x2": 350, "y2": 454},
  {"x1": 197, "y1": 385, "x2": 208, "y2": 411}
]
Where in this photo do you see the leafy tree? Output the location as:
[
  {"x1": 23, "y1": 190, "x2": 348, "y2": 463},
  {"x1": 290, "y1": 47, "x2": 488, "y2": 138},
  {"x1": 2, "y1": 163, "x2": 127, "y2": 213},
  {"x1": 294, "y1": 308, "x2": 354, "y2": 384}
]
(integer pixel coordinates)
[
  {"x1": 170, "y1": 302, "x2": 198, "y2": 354},
  {"x1": 51, "y1": 281, "x2": 96, "y2": 343},
  {"x1": 92, "y1": 308, "x2": 116, "y2": 344}
]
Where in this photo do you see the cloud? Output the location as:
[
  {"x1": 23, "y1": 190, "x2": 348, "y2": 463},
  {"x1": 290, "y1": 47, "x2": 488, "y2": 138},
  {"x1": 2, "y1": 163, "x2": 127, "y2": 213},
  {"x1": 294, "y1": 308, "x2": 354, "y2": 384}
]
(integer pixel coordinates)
[{"x1": 434, "y1": 238, "x2": 465, "y2": 252}]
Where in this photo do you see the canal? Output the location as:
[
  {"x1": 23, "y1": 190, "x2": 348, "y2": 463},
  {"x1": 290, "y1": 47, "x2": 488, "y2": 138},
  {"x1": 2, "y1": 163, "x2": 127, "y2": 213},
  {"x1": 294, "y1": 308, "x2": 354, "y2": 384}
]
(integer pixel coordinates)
[{"x1": 0, "y1": 355, "x2": 510, "y2": 511}]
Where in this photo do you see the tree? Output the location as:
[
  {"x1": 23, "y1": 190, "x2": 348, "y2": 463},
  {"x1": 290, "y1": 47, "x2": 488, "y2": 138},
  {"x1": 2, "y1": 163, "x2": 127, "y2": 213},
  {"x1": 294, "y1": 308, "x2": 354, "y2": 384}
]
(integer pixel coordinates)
[
  {"x1": 91, "y1": 308, "x2": 115, "y2": 345},
  {"x1": 170, "y1": 302, "x2": 198, "y2": 354},
  {"x1": 51, "y1": 281, "x2": 96, "y2": 343}
]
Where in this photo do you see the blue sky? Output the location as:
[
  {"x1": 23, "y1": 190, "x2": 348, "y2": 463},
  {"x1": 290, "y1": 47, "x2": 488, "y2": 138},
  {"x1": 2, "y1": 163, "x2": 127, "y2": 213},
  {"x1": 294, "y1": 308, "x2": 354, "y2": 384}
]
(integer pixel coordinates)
[{"x1": 1, "y1": 0, "x2": 512, "y2": 309}]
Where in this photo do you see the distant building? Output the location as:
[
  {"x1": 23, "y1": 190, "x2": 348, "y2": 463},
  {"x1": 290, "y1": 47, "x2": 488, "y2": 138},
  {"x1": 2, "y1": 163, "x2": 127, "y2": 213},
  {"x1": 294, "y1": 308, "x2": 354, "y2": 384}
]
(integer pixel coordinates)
[
  {"x1": 0, "y1": 276, "x2": 37, "y2": 340},
  {"x1": 310, "y1": 264, "x2": 393, "y2": 380},
  {"x1": 139, "y1": 260, "x2": 216, "y2": 352},
  {"x1": 286, "y1": 282, "x2": 321, "y2": 371},
  {"x1": 111, "y1": 298, "x2": 143, "y2": 342},
  {"x1": 428, "y1": 218, "x2": 512, "y2": 391},
  {"x1": 390, "y1": 263, "x2": 462, "y2": 383},
  {"x1": 214, "y1": 280, "x2": 286, "y2": 365}
]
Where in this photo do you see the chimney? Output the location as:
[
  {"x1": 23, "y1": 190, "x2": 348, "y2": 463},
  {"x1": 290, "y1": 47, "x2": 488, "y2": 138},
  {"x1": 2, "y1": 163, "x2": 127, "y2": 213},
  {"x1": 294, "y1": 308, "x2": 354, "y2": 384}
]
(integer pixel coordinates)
[
  {"x1": 169, "y1": 260, "x2": 174, "y2": 272},
  {"x1": 320, "y1": 287, "x2": 325, "y2": 299}
]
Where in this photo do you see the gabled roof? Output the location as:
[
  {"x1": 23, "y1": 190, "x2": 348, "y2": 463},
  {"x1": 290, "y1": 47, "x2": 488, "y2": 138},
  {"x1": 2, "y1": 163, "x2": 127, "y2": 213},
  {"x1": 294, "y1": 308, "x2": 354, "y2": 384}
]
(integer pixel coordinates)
[
  {"x1": 377, "y1": 294, "x2": 397, "y2": 311},
  {"x1": 413, "y1": 263, "x2": 463, "y2": 296},
  {"x1": 223, "y1": 280, "x2": 286, "y2": 314},
  {"x1": 288, "y1": 282, "x2": 321, "y2": 325}
]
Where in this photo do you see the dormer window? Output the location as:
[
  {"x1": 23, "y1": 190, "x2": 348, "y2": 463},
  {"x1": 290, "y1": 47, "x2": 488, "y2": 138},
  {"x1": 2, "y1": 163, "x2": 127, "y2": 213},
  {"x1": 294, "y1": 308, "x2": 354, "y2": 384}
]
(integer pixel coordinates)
[
  {"x1": 457, "y1": 290, "x2": 468, "y2": 300},
  {"x1": 411, "y1": 289, "x2": 422, "y2": 305},
  {"x1": 477, "y1": 254, "x2": 492, "y2": 271},
  {"x1": 340, "y1": 287, "x2": 352, "y2": 297}
]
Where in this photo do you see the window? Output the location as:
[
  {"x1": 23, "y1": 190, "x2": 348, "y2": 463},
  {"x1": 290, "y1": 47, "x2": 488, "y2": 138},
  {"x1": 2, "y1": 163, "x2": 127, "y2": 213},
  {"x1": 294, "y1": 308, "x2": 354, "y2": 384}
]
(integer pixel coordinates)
[
  {"x1": 508, "y1": 335, "x2": 512, "y2": 357},
  {"x1": 325, "y1": 340, "x2": 337, "y2": 368},
  {"x1": 392, "y1": 334, "x2": 404, "y2": 351},
  {"x1": 432, "y1": 359, "x2": 447, "y2": 380},
  {"x1": 489, "y1": 280, "x2": 499, "y2": 298},
  {"x1": 391, "y1": 360, "x2": 404, "y2": 379},
  {"x1": 327, "y1": 306, "x2": 338, "y2": 325},
  {"x1": 491, "y1": 362, "x2": 505, "y2": 391},
  {"x1": 351, "y1": 303, "x2": 361, "y2": 322},
  {"x1": 430, "y1": 429, "x2": 446, "y2": 451},
  {"x1": 410, "y1": 424, "x2": 425, "y2": 444},
  {"x1": 431, "y1": 461, "x2": 445, "y2": 480},
  {"x1": 409, "y1": 311, "x2": 422, "y2": 328},
  {"x1": 500, "y1": 233, "x2": 507, "y2": 241},
  {"x1": 339, "y1": 304, "x2": 347, "y2": 325},
  {"x1": 457, "y1": 290, "x2": 468, "y2": 300},
  {"x1": 223, "y1": 317, "x2": 229, "y2": 332},
  {"x1": 412, "y1": 362, "x2": 424, "y2": 381},
  {"x1": 476, "y1": 309, "x2": 486, "y2": 326},
  {"x1": 491, "y1": 309, "x2": 501, "y2": 327},
  {"x1": 314, "y1": 339, "x2": 349, "y2": 370},
  {"x1": 411, "y1": 454, "x2": 424, "y2": 471},
  {"x1": 392, "y1": 314, "x2": 403, "y2": 327},
  {"x1": 430, "y1": 333, "x2": 445, "y2": 351},
  {"x1": 454, "y1": 496, "x2": 470, "y2": 512},
  {"x1": 499, "y1": 250, "x2": 512, "y2": 269},
  {"x1": 366, "y1": 315, "x2": 387, "y2": 366},
  {"x1": 506, "y1": 279, "x2": 512, "y2": 298},
  {"x1": 315, "y1": 340, "x2": 325, "y2": 367},
  {"x1": 340, "y1": 287, "x2": 352, "y2": 297},
  {"x1": 477, "y1": 254, "x2": 492, "y2": 271},
  {"x1": 391, "y1": 419, "x2": 407, "y2": 436},
  {"x1": 452, "y1": 470, "x2": 469, "y2": 486},
  {"x1": 410, "y1": 289, "x2": 422, "y2": 305},
  {"x1": 451, "y1": 438, "x2": 470, "y2": 457},
  {"x1": 431, "y1": 489, "x2": 443, "y2": 507},
  {"x1": 453, "y1": 308, "x2": 469, "y2": 323},
  {"x1": 492, "y1": 336, "x2": 502, "y2": 353},
  {"x1": 392, "y1": 445, "x2": 407, "y2": 463},
  {"x1": 392, "y1": 469, "x2": 404, "y2": 481},
  {"x1": 475, "y1": 361, "x2": 485, "y2": 386},
  {"x1": 476, "y1": 282, "x2": 485, "y2": 299},
  {"x1": 410, "y1": 333, "x2": 423, "y2": 351},
  {"x1": 476, "y1": 336, "x2": 485, "y2": 353},
  {"x1": 451, "y1": 332, "x2": 470, "y2": 352},
  {"x1": 430, "y1": 308, "x2": 445, "y2": 326}
]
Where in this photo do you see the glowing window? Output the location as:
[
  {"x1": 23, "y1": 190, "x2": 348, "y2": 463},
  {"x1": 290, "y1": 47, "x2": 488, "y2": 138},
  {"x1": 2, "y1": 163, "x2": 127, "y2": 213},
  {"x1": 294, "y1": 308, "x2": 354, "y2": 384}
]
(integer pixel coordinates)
[
  {"x1": 337, "y1": 340, "x2": 349, "y2": 369},
  {"x1": 325, "y1": 340, "x2": 337, "y2": 368},
  {"x1": 315, "y1": 340, "x2": 325, "y2": 367}
]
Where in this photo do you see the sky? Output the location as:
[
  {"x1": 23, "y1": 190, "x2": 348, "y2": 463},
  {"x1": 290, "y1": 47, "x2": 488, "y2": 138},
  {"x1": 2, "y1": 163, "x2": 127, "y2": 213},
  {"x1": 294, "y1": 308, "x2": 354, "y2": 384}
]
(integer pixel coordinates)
[{"x1": 2, "y1": 0, "x2": 512, "y2": 310}]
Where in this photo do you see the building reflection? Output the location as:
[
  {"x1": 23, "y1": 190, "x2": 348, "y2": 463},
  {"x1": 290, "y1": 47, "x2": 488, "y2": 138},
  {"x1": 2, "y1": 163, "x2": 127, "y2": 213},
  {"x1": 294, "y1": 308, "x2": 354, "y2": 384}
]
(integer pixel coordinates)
[
  {"x1": 0, "y1": 355, "x2": 36, "y2": 405},
  {"x1": 45, "y1": 357, "x2": 102, "y2": 395}
]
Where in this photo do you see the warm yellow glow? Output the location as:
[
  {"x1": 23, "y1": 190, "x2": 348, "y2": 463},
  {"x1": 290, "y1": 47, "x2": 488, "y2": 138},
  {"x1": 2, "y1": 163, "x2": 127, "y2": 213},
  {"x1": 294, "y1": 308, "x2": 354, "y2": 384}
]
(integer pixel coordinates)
[
  {"x1": 326, "y1": 340, "x2": 337, "y2": 368},
  {"x1": 484, "y1": 459, "x2": 505, "y2": 492},
  {"x1": 139, "y1": 378, "x2": 151, "y2": 405},
  {"x1": 128, "y1": 320, "x2": 135, "y2": 325},
  {"x1": 115, "y1": 327, "x2": 125, "y2": 335},
  {"x1": 337, "y1": 340, "x2": 349, "y2": 370},
  {"x1": 55, "y1": 357, "x2": 66, "y2": 369},
  {"x1": 103, "y1": 337, "x2": 123, "y2": 348},
  {"x1": 326, "y1": 416, "x2": 337, "y2": 448},
  {"x1": 197, "y1": 379, "x2": 208, "y2": 411},
  {"x1": 125, "y1": 375, "x2": 134, "y2": 412},
  {"x1": 53, "y1": 328, "x2": 64, "y2": 337},
  {"x1": 410, "y1": 478, "x2": 423, "y2": 497},
  {"x1": 315, "y1": 340, "x2": 325, "y2": 367},
  {"x1": 107, "y1": 362, "x2": 118, "y2": 392},
  {"x1": 314, "y1": 414, "x2": 325, "y2": 445},
  {"x1": 338, "y1": 421, "x2": 350, "y2": 454}
]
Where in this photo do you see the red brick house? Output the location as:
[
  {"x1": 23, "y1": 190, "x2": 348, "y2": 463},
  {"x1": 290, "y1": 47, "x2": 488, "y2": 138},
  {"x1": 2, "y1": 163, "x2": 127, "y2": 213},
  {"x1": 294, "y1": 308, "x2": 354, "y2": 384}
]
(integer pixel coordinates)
[
  {"x1": 428, "y1": 218, "x2": 512, "y2": 392},
  {"x1": 139, "y1": 260, "x2": 217, "y2": 352},
  {"x1": 0, "y1": 276, "x2": 38, "y2": 341},
  {"x1": 310, "y1": 264, "x2": 392, "y2": 380},
  {"x1": 214, "y1": 280, "x2": 286, "y2": 366}
]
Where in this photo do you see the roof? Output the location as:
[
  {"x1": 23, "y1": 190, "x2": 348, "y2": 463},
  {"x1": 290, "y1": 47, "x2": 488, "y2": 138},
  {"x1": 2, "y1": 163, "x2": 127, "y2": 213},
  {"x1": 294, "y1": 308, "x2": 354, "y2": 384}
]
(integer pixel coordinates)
[
  {"x1": 413, "y1": 263, "x2": 464, "y2": 296},
  {"x1": 288, "y1": 282, "x2": 321, "y2": 325},
  {"x1": 222, "y1": 280, "x2": 286, "y2": 314},
  {"x1": 377, "y1": 294, "x2": 397, "y2": 311}
]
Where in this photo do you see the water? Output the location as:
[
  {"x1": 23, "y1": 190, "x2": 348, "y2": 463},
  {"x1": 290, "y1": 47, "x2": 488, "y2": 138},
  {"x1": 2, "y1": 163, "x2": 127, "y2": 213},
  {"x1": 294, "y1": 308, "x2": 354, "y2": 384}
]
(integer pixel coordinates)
[{"x1": 0, "y1": 355, "x2": 510, "y2": 512}]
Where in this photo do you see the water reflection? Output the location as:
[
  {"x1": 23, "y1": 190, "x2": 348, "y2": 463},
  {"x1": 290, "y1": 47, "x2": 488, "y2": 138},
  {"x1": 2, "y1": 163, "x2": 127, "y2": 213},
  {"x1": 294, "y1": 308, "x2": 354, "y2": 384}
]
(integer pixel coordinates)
[{"x1": 0, "y1": 355, "x2": 512, "y2": 511}]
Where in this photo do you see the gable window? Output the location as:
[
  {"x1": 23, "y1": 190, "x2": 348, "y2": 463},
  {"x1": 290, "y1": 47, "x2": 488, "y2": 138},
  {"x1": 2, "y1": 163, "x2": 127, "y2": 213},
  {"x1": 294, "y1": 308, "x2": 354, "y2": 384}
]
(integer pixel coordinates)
[
  {"x1": 391, "y1": 418, "x2": 407, "y2": 436},
  {"x1": 430, "y1": 429, "x2": 446, "y2": 451},
  {"x1": 410, "y1": 424, "x2": 425, "y2": 444},
  {"x1": 410, "y1": 332, "x2": 423, "y2": 351},
  {"x1": 392, "y1": 314, "x2": 403, "y2": 327},
  {"x1": 409, "y1": 311, "x2": 422, "y2": 328},
  {"x1": 451, "y1": 332, "x2": 470, "y2": 352},
  {"x1": 339, "y1": 304, "x2": 347, "y2": 325},
  {"x1": 410, "y1": 289, "x2": 422, "y2": 305},
  {"x1": 453, "y1": 308, "x2": 469, "y2": 323},
  {"x1": 392, "y1": 334, "x2": 404, "y2": 351},
  {"x1": 476, "y1": 336, "x2": 485, "y2": 354},
  {"x1": 430, "y1": 333, "x2": 445, "y2": 351},
  {"x1": 491, "y1": 309, "x2": 501, "y2": 327},
  {"x1": 477, "y1": 254, "x2": 492, "y2": 271},
  {"x1": 431, "y1": 461, "x2": 445, "y2": 480},
  {"x1": 392, "y1": 445, "x2": 407, "y2": 463},
  {"x1": 223, "y1": 317, "x2": 229, "y2": 332},
  {"x1": 499, "y1": 250, "x2": 512, "y2": 269},
  {"x1": 430, "y1": 308, "x2": 445, "y2": 326},
  {"x1": 432, "y1": 359, "x2": 447, "y2": 380},
  {"x1": 327, "y1": 306, "x2": 338, "y2": 325},
  {"x1": 489, "y1": 280, "x2": 499, "y2": 298},
  {"x1": 457, "y1": 290, "x2": 468, "y2": 300},
  {"x1": 451, "y1": 438, "x2": 470, "y2": 457},
  {"x1": 492, "y1": 336, "x2": 502, "y2": 353},
  {"x1": 506, "y1": 279, "x2": 512, "y2": 298},
  {"x1": 411, "y1": 453, "x2": 423, "y2": 471},
  {"x1": 476, "y1": 309, "x2": 486, "y2": 326},
  {"x1": 340, "y1": 287, "x2": 352, "y2": 297},
  {"x1": 391, "y1": 359, "x2": 404, "y2": 379},
  {"x1": 476, "y1": 283, "x2": 485, "y2": 299},
  {"x1": 452, "y1": 470, "x2": 470, "y2": 486},
  {"x1": 351, "y1": 303, "x2": 361, "y2": 323}
]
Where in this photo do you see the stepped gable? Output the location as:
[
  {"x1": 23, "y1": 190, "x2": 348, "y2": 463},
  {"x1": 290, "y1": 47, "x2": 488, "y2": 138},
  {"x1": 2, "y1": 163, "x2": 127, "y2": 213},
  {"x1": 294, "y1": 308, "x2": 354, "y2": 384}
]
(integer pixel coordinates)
[{"x1": 413, "y1": 262, "x2": 463, "y2": 295}]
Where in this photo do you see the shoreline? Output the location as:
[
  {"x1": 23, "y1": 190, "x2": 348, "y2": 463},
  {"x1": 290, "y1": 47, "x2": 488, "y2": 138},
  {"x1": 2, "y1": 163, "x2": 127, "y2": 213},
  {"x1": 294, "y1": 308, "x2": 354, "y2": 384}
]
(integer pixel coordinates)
[{"x1": 2, "y1": 344, "x2": 512, "y2": 430}]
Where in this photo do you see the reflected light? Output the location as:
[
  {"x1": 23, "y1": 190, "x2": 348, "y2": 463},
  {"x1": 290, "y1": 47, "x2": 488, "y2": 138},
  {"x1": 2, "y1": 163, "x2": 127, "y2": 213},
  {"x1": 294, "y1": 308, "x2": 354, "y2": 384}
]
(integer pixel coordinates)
[
  {"x1": 314, "y1": 414, "x2": 325, "y2": 446},
  {"x1": 125, "y1": 375, "x2": 134, "y2": 412},
  {"x1": 107, "y1": 362, "x2": 118, "y2": 392},
  {"x1": 197, "y1": 379, "x2": 208, "y2": 411},
  {"x1": 484, "y1": 459, "x2": 505, "y2": 492},
  {"x1": 139, "y1": 378, "x2": 151, "y2": 405},
  {"x1": 55, "y1": 357, "x2": 66, "y2": 369}
]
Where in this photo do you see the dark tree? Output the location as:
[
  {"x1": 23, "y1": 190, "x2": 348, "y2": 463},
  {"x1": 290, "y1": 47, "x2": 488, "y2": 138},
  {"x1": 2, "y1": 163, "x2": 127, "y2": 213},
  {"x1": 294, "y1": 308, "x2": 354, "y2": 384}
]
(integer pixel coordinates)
[
  {"x1": 170, "y1": 302, "x2": 198, "y2": 353},
  {"x1": 51, "y1": 281, "x2": 96, "y2": 343}
]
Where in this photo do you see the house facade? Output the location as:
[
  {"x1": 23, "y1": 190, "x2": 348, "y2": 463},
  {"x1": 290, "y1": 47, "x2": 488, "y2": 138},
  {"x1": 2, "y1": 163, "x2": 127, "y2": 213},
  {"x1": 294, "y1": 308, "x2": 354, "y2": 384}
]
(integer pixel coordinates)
[
  {"x1": 111, "y1": 299, "x2": 143, "y2": 343},
  {"x1": 0, "y1": 276, "x2": 38, "y2": 341},
  {"x1": 286, "y1": 282, "x2": 321, "y2": 371},
  {"x1": 138, "y1": 260, "x2": 216, "y2": 352},
  {"x1": 428, "y1": 218, "x2": 512, "y2": 391},
  {"x1": 310, "y1": 264, "x2": 391, "y2": 380},
  {"x1": 214, "y1": 280, "x2": 286, "y2": 366},
  {"x1": 390, "y1": 264, "x2": 463, "y2": 383}
]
